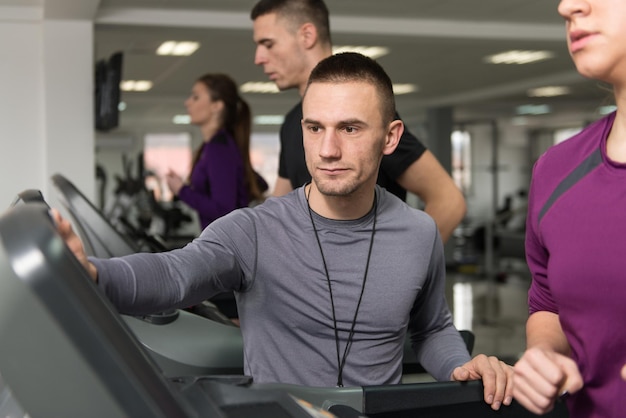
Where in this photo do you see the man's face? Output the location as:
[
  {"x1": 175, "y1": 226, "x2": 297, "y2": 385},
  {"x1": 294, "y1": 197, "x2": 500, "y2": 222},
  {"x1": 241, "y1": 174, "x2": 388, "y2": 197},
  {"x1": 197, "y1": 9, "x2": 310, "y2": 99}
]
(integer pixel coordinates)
[
  {"x1": 253, "y1": 13, "x2": 310, "y2": 91},
  {"x1": 302, "y1": 81, "x2": 390, "y2": 197}
]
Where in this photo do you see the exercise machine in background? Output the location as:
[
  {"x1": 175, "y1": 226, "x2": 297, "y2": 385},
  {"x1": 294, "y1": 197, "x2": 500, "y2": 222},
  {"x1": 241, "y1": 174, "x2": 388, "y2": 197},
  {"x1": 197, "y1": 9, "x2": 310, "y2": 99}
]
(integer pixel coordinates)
[{"x1": 104, "y1": 153, "x2": 195, "y2": 247}]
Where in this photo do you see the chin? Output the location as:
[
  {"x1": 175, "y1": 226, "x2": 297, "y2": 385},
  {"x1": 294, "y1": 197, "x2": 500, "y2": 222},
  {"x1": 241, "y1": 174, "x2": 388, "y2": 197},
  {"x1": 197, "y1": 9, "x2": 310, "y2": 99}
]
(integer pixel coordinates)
[
  {"x1": 316, "y1": 182, "x2": 359, "y2": 197},
  {"x1": 573, "y1": 57, "x2": 614, "y2": 83}
]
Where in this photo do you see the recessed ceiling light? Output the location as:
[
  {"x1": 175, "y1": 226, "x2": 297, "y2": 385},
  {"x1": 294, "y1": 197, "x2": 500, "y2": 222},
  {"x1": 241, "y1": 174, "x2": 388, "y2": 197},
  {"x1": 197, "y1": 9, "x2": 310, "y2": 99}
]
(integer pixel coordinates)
[
  {"x1": 172, "y1": 115, "x2": 191, "y2": 124},
  {"x1": 393, "y1": 84, "x2": 418, "y2": 95},
  {"x1": 598, "y1": 105, "x2": 617, "y2": 115},
  {"x1": 484, "y1": 50, "x2": 554, "y2": 65},
  {"x1": 332, "y1": 45, "x2": 390, "y2": 60},
  {"x1": 253, "y1": 115, "x2": 285, "y2": 125},
  {"x1": 157, "y1": 41, "x2": 199, "y2": 56},
  {"x1": 527, "y1": 86, "x2": 571, "y2": 97},
  {"x1": 240, "y1": 82, "x2": 280, "y2": 94},
  {"x1": 120, "y1": 80, "x2": 153, "y2": 92},
  {"x1": 516, "y1": 104, "x2": 551, "y2": 115}
]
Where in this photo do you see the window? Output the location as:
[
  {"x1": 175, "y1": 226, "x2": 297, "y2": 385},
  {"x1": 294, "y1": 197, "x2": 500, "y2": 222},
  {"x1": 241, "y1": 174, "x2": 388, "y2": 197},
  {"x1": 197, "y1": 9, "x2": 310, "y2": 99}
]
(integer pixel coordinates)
[
  {"x1": 143, "y1": 133, "x2": 192, "y2": 202},
  {"x1": 451, "y1": 130, "x2": 472, "y2": 194}
]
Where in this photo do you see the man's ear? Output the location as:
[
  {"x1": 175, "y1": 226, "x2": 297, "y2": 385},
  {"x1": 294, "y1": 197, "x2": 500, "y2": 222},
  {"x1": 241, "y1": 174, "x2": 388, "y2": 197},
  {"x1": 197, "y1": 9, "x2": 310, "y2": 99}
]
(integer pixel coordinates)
[
  {"x1": 299, "y1": 22, "x2": 318, "y2": 49},
  {"x1": 382, "y1": 119, "x2": 404, "y2": 156}
]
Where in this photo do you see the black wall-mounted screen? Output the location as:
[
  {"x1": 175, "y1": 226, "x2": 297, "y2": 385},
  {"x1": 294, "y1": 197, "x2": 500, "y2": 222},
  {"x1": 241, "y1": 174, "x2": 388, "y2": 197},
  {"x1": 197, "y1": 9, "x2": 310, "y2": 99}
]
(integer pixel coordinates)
[{"x1": 95, "y1": 52, "x2": 123, "y2": 132}]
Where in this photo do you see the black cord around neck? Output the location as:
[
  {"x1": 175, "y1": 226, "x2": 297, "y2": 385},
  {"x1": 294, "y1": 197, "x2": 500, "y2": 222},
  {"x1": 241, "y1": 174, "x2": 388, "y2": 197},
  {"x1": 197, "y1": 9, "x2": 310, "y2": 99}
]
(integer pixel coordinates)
[{"x1": 305, "y1": 184, "x2": 378, "y2": 387}]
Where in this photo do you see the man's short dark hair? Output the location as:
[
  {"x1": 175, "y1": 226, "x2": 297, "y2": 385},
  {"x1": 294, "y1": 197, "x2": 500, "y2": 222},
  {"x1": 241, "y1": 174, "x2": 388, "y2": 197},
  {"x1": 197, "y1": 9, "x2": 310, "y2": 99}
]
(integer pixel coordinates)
[
  {"x1": 251, "y1": 0, "x2": 331, "y2": 46},
  {"x1": 305, "y1": 52, "x2": 396, "y2": 125}
]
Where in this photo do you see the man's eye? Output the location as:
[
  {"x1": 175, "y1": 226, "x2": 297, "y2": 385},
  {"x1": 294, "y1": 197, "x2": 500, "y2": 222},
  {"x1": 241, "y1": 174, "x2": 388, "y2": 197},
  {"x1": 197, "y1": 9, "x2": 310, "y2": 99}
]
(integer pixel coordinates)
[
  {"x1": 309, "y1": 126, "x2": 320, "y2": 133},
  {"x1": 344, "y1": 126, "x2": 356, "y2": 133}
]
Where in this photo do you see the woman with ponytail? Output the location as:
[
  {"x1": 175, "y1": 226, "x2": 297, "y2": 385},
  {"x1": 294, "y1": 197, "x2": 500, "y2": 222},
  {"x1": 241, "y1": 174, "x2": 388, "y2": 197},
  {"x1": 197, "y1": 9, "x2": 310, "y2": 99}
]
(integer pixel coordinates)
[{"x1": 166, "y1": 73, "x2": 267, "y2": 230}]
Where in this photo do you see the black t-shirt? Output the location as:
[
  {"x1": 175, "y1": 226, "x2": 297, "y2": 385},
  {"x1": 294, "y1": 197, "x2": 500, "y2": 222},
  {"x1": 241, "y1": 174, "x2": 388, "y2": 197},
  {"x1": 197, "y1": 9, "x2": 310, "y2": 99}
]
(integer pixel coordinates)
[{"x1": 278, "y1": 102, "x2": 427, "y2": 200}]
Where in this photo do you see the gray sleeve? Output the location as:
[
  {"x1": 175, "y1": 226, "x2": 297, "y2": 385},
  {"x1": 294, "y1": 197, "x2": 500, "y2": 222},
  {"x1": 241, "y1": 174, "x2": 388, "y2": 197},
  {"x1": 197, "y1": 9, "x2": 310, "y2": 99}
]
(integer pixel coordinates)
[
  {"x1": 91, "y1": 210, "x2": 256, "y2": 315},
  {"x1": 408, "y1": 230, "x2": 471, "y2": 381}
]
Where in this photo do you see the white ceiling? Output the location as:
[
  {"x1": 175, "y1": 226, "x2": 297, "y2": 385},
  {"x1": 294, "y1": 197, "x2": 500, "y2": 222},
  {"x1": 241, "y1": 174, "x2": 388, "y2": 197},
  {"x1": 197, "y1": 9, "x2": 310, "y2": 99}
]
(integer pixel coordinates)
[{"x1": 93, "y1": 0, "x2": 611, "y2": 133}]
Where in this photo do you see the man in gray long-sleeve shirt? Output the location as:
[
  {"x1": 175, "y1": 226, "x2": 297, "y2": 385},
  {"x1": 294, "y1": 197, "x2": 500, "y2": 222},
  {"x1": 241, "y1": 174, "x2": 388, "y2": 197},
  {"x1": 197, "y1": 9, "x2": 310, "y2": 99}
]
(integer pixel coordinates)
[{"x1": 56, "y1": 52, "x2": 513, "y2": 410}]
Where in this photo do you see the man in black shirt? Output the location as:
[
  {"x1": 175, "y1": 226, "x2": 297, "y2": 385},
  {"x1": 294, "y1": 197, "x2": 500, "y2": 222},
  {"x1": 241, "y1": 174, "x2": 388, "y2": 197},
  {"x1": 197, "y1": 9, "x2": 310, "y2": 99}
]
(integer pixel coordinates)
[{"x1": 251, "y1": 0, "x2": 466, "y2": 242}]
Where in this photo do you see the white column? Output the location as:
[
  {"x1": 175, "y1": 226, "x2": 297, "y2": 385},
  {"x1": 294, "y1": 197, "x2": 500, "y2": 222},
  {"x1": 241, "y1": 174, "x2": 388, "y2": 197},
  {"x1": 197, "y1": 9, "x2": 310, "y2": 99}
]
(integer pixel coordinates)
[
  {"x1": 42, "y1": 19, "x2": 95, "y2": 207},
  {"x1": 0, "y1": 8, "x2": 46, "y2": 204},
  {"x1": 0, "y1": 1, "x2": 98, "y2": 208}
]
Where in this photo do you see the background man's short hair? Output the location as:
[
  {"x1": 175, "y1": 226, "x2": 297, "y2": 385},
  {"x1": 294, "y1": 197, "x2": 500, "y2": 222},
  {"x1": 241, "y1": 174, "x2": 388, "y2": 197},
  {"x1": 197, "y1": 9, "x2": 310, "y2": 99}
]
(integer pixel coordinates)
[{"x1": 251, "y1": 0, "x2": 331, "y2": 46}]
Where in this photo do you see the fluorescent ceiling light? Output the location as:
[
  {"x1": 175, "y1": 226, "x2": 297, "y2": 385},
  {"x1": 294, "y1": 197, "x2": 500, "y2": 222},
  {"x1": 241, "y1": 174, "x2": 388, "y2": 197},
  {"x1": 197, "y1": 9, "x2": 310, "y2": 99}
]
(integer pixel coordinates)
[
  {"x1": 484, "y1": 50, "x2": 554, "y2": 65},
  {"x1": 598, "y1": 105, "x2": 617, "y2": 115},
  {"x1": 332, "y1": 45, "x2": 390, "y2": 60},
  {"x1": 516, "y1": 104, "x2": 551, "y2": 115},
  {"x1": 393, "y1": 84, "x2": 418, "y2": 95},
  {"x1": 527, "y1": 86, "x2": 571, "y2": 97},
  {"x1": 120, "y1": 80, "x2": 153, "y2": 92},
  {"x1": 172, "y1": 115, "x2": 191, "y2": 125},
  {"x1": 253, "y1": 115, "x2": 285, "y2": 125},
  {"x1": 240, "y1": 82, "x2": 280, "y2": 94},
  {"x1": 157, "y1": 41, "x2": 200, "y2": 56}
]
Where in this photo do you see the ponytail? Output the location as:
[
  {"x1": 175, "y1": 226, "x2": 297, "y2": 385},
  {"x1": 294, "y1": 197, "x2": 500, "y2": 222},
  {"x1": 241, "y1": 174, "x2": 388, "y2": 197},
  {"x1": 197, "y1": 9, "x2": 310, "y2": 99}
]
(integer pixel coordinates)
[{"x1": 233, "y1": 96, "x2": 265, "y2": 203}]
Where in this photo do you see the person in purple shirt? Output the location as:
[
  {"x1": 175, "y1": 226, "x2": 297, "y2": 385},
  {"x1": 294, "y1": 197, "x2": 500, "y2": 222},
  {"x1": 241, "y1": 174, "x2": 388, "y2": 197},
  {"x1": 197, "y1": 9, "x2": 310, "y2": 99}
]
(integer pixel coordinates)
[
  {"x1": 512, "y1": 1, "x2": 626, "y2": 417},
  {"x1": 166, "y1": 73, "x2": 267, "y2": 230}
]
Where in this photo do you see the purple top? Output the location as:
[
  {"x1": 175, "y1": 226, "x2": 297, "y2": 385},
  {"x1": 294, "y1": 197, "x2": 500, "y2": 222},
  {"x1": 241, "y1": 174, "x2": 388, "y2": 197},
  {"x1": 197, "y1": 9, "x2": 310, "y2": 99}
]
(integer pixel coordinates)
[
  {"x1": 526, "y1": 112, "x2": 626, "y2": 417},
  {"x1": 178, "y1": 129, "x2": 248, "y2": 229}
]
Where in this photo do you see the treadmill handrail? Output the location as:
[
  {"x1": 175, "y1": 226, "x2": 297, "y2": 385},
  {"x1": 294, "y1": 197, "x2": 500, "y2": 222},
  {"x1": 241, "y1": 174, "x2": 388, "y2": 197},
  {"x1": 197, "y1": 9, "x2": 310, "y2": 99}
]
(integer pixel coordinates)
[
  {"x1": 51, "y1": 173, "x2": 138, "y2": 258},
  {"x1": 0, "y1": 204, "x2": 191, "y2": 417}
]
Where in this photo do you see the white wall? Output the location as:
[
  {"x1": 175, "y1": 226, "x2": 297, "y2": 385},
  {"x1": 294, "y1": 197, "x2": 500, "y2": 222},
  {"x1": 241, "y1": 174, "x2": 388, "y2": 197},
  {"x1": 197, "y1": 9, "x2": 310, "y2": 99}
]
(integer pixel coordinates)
[
  {"x1": 0, "y1": 2, "x2": 96, "y2": 211},
  {"x1": 0, "y1": 20, "x2": 45, "y2": 204},
  {"x1": 43, "y1": 19, "x2": 95, "y2": 207}
]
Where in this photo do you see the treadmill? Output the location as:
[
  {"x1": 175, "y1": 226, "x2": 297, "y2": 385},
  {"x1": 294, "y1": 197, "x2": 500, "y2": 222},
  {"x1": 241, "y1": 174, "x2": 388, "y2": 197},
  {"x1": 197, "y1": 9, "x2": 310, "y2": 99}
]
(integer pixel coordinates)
[
  {"x1": 0, "y1": 204, "x2": 569, "y2": 418},
  {"x1": 49, "y1": 174, "x2": 245, "y2": 377},
  {"x1": 0, "y1": 204, "x2": 331, "y2": 417}
]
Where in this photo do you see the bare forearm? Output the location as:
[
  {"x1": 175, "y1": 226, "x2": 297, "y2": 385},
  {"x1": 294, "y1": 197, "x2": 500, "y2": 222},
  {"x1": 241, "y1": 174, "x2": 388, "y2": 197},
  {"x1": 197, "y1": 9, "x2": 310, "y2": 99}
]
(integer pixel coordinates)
[
  {"x1": 423, "y1": 189, "x2": 466, "y2": 243},
  {"x1": 526, "y1": 311, "x2": 571, "y2": 355},
  {"x1": 396, "y1": 151, "x2": 466, "y2": 243}
]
